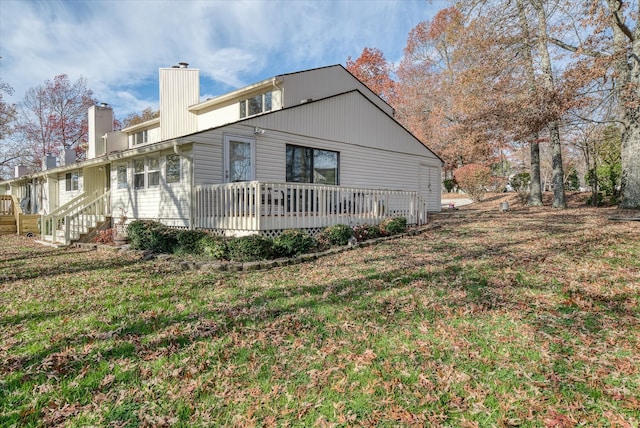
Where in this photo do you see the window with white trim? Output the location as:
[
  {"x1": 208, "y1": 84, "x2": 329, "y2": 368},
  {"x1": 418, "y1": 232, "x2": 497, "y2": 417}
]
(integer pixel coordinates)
[
  {"x1": 286, "y1": 145, "x2": 339, "y2": 185},
  {"x1": 148, "y1": 157, "x2": 160, "y2": 187},
  {"x1": 133, "y1": 130, "x2": 148, "y2": 145},
  {"x1": 133, "y1": 159, "x2": 145, "y2": 189},
  {"x1": 116, "y1": 164, "x2": 128, "y2": 189},
  {"x1": 239, "y1": 91, "x2": 273, "y2": 118},
  {"x1": 65, "y1": 171, "x2": 80, "y2": 191},
  {"x1": 166, "y1": 154, "x2": 181, "y2": 183}
]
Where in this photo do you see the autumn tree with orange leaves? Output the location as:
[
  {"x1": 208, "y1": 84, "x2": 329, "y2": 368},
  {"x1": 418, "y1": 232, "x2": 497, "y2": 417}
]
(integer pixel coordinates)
[
  {"x1": 15, "y1": 74, "x2": 96, "y2": 169},
  {"x1": 346, "y1": 47, "x2": 396, "y2": 103}
]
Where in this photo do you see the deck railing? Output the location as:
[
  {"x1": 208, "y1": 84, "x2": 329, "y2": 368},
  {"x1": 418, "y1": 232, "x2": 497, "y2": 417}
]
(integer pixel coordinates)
[
  {"x1": 0, "y1": 195, "x2": 17, "y2": 216},
  {"x1": 194, "y1": 182, "x2": 427, "y2": 234}
]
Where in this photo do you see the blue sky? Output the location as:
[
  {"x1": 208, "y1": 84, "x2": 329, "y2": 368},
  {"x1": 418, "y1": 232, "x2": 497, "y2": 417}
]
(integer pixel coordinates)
[{"x1": 0, "y1": 0, "x2": 444, "y2": 119}]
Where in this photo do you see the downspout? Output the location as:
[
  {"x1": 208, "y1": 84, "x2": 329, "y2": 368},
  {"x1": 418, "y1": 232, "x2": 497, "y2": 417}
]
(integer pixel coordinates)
[
  {"x1": 272, "y1": 77, "x2": 283, "y2": 108},
  {"x1": 173, "y1": 139, "x2": 194, "y2": 230}
]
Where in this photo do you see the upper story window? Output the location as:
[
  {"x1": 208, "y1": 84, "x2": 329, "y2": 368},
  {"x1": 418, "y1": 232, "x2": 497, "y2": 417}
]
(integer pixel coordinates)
[
  {"x1": 65, "y1": 171, "x2": 81, "y2": 191},
  {"x1": 133, "y1": 130, "x2": 148, "y2": 145},
  {"x1": 239, "y1": 91, "x2": 273, "y2": 118},
  {"x1": 286, "y1": 145, "x2": 339, "y2": 185}
]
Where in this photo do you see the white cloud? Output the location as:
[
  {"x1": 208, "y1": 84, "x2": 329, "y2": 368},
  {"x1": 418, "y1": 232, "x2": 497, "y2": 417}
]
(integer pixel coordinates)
[{"x1": 0, "y1": 0, "x2": 442, "y2": 117}]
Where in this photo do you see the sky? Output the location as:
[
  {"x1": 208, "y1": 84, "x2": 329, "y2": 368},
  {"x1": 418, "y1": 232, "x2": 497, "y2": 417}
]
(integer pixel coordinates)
[{"x1": 0, "y1": 0, "x2": 444, "y2": 119}]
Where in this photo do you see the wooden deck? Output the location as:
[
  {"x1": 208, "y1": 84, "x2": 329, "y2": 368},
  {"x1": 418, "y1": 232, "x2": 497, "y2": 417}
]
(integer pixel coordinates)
[{"x1": 0, "y1": 195, "x2": 39, "y2": 236}]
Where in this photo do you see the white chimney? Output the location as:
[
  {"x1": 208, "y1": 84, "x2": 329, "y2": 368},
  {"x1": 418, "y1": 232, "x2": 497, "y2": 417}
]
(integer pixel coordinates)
[
  {"x1": 88, "y1": 103, "x2": 114, "y2": 159},
  {"x1": 15, "y1": 165, "x2": 28, "y2": 178},
  {"x1": 159, "y1": 62, "x2": 199, "y2": 140}
]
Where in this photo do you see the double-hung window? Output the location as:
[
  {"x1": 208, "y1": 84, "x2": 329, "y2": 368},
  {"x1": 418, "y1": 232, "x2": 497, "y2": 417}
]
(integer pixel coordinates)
[
  {"x1": 148, "y1": 157, "x2": 160, "y2": 187},
  {"x1": 65, "y1": 171, "x2": 80, "y2": 191},
  {"x1": 133, "y1": 160, "x2": 145, "y2": 189},
  {"x1": 133, "y1": 157, "x2": 160, "y2": 189},
  {"x1": 286, "y1": 145, "x2": 339, "y2": 185}
]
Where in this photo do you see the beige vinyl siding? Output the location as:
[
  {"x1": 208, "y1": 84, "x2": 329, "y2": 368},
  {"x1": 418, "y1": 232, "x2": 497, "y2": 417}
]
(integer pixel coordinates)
[
  {"x1": 110, "y1": 149, "x2": 192, "y2": 227},
  {"x1": 281, "y1": 65, "x2": 393, "y2": 116},
  {"x1": 187, "y1": 91, "x2": 442, "y2": 211},
  {"x1": 159, "y1": 67, "x2": 199, "y2": 141},
  {"x1": 196, "y1": 101, "x2": 242, "y2": 131}
]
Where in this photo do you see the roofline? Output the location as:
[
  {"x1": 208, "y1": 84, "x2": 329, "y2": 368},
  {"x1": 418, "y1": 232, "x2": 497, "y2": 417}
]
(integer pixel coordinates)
[
  {"x1": 189, "y1": 76, "x2": 284, "y2": 113},
  {"x1": 184, "y1": 89, "x2": 444, "y2": 164},
  {"x1": 121, "y1": 117, "x2": 160, "y2": 133},
  {"x1": 2, "y1": 139, "x2": 190, "y2": 185}
]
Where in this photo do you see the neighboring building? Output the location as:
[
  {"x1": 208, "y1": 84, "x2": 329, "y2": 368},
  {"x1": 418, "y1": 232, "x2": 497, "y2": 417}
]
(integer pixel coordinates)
[{"x1": 0, "y1": 64, "x2": 443, "y2": 245}]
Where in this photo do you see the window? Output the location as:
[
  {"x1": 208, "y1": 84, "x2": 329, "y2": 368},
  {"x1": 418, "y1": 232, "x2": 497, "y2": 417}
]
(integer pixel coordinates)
[
  {"x1": 166, "y1": 154, "x2": 181, "y2": 183},
  {"x1": 134, "y1": 159, "x2": 145, "y2": 189},
  {"x1": 148, "y1": 157, "x2": 160, "y2": 187},
  {"x1": 286, "y1": 145, "x2": 339, "y2": 185},
  {"x1": 134, "y1": 130, "x2": 148, "y2": 145},
  {"x1": 65, "y1": 171, "x2": 80, "y2": 191},
  {"x1": 239, "y1": 91, "x2": 273, "y2": 118},
  {"x1": 116, "y1": 164, "x2": 128, "y2": 189}
]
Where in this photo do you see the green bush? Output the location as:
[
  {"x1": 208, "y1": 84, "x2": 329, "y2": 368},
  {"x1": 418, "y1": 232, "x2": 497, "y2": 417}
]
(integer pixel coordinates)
[
  {"x1": 380, "y1": 217, "x2": 407, "y2": 235},
  {"x1": 126, "y1": 220, "x2": 178, "y2": 253},
  {"x1": 148, "y1": 225, "x2": 179, "y2": 254},
  {"x1": 197, "y1": 235, "x2": 228, "y2": 260},
  {"x1": 324, "y1": 224, "x2": 354, "y2": 246},
  {"x1": 352, "y1": 224, "x2": 383, "y2": 242},
  {"x1": 126, "y1": 220, "x2": 155, "y2": 250},
  {"x1": 175, "y1": 230, "x2": 208, "y2": 255},
  {"x1": 273, "y1": 229, "x2": 316, "y2": 257},
  {"x1": 443, "y1": 178, "x2": 457, "y2": 193},
  {"x1": 226, "y1": 235, "x2": 274, "y2": 262}
]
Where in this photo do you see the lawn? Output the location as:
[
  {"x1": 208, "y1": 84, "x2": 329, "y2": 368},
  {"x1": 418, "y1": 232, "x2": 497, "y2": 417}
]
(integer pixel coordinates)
[{"x1": 1, "y1": 195, "x2": 639, "y2": 427}]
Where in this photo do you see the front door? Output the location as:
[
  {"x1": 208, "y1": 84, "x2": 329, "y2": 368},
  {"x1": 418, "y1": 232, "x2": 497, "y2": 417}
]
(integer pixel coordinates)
[{"x1": 224, "y1": 135, "x2": 255, "y2": 182}]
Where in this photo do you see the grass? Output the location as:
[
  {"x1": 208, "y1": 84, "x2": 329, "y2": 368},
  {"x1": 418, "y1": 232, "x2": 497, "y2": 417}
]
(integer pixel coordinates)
[{"x1": 1, "y1": 195, "x2": 639, "y2": 427}]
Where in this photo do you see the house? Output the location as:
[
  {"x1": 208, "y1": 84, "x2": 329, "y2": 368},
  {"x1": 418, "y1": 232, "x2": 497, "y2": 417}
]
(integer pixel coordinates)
[{"x1": 0, "y1": 64, "x2": 443, "y2": 245}]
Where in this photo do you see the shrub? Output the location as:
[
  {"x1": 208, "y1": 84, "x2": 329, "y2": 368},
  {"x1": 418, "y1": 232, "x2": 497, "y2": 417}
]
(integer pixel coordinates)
[
  {"x1": 175, "y1": 230, "x2": 208, "y2": 255},
  {"x1": 197, "y1": 235, "x2": 228, "y2": 259},
  {"x1": 454, "y1": 164, "x2": 492, "y2": 202},
  {"x1": 126, "y1": 220, "x2": 178, "y2": 253},
  {"x1": 147, "y1": 226, "x2": 179, "y2": 254},
  {"x1": 311, "y1": 231, "x2": 331, "y2": 252},
  {"x1": 510, "y1": 172, "x2": 530, "y2": 204},
  {"x1": 273, "y1": 229, "x2": 316, "y2": 257},
  {"x1": 226, "y1": 235, "x2": 274, "y2": 262},
  {"x1": 443, "y1": 178, "x2": 457, "y2": 193},
  {"x1": 126, "y1": 220, "x2": 155, "y2": 250},
  {"x1": 324, "y1": 224, "x2": 354, "y2": 246},
  {"x1": 380, "y1": 217, "x2": 407, "y2": 235},
  {"x1": 352, "y1": 224, "x2": 383, "y2": 242}
]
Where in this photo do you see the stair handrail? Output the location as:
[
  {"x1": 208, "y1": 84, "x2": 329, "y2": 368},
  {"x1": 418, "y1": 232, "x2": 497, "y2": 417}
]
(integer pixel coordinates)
[
  {"x1": 62, "y1": 191, "x2": 111, "y2": 245},
  {"x1": 43, "y1": 190, "x2": 98, "y2": 242}
]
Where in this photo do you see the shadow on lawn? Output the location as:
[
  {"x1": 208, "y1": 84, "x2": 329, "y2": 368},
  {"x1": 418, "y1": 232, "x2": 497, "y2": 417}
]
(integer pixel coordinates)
[{"x1": 0, "y1": 249, "x2": 141, "y2": 284}]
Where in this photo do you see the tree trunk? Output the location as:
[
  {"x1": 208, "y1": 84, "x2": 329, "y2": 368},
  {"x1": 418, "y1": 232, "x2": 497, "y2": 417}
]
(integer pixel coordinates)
[
  {"x1": 517, "y1": 0, "x2": 543, "y2": 206},
  {"x1": 549, "y1": 121, "x2": 567, "y2": 208},
  {"x1": 616, "y1": 2, "x2": 640, "y2": 208},
  {"x1": 533, "y1": 0, "x2": 566, "y2": 208},
  {"x1": 529, "y1": 139, "x2": 543, "y2": 206}
]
